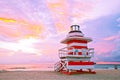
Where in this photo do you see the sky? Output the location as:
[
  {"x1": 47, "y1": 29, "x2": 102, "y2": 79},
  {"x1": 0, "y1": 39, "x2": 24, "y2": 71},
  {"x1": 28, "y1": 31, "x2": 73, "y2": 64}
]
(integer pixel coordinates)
[{"x1": 0, "y1": 0, "x2": 120, "y2": 64}]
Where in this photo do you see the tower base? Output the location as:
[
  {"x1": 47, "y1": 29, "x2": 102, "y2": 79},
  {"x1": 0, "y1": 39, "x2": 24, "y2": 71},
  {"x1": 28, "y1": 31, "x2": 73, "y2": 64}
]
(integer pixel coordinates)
[{"x1": 60, "y1": 69, "x2": 96, "y2": 75}]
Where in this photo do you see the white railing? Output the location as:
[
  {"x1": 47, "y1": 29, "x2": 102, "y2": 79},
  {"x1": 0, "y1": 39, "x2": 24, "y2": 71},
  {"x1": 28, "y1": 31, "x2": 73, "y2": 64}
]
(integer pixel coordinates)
[
  {"x1": 59, "y1": 47, "x2": 94, "y2": 58},
  {"x1": 88, "y1": 48, "x2": 94, "y2": 57},
  {"x1": 59, "y1": 47, "x2": 74, "y2": 58}
]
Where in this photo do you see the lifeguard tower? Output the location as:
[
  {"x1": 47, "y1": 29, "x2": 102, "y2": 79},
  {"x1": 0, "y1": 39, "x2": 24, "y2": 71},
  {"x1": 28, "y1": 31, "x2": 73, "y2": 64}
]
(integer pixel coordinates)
[{"x1": 54, "y1": 25, "x2": 96, "y2": 74}]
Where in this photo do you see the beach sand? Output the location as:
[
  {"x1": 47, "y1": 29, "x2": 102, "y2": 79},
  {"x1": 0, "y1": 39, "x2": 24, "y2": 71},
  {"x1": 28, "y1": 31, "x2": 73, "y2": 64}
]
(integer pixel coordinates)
[{"x1": 0, "y1": 70, "x2": 120, "y2": 80}]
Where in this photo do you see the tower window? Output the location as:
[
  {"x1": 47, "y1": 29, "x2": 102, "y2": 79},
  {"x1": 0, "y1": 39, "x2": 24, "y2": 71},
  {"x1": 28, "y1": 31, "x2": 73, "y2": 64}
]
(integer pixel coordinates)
[{"x1": 71, "y1": 25, "x2": 80, "y2": 31}]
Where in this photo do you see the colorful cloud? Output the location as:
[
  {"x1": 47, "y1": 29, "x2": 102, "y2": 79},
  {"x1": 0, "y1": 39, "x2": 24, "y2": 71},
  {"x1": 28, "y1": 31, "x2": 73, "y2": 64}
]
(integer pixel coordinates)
[{"x1": 0, "y1": 0, "x2": 120, "y2": 64}]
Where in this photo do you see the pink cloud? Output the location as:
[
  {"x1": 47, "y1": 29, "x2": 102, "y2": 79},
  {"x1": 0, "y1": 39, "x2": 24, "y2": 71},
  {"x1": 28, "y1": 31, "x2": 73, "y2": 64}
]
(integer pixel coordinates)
[
  {"x1": 93, "y1": 41, "x2": 116, "y2": 55},
  {"x1": 0, "y1": 52, "x2": 42, "y2": 64},
  {"x1": 0, "y1": 0, "x2": 120, "y2": 64},
  {"x1": 103, "y1": 35, "x2": 119, "y2": 41},
  {"x1": 88, "y1": 0, "x2": 120, "y2": 21},
  {"x1": 0, "y1": 48, "x2": 13, "y2": 57},
  {"x1": 0, "y1": 18, "x2": 45, "y2": 40}
]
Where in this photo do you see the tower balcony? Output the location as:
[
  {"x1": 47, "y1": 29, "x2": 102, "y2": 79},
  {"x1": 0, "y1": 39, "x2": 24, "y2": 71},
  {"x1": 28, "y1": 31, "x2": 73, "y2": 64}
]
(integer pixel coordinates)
[{"x1": 58, "y1": 47, "x2": 94, "y2": 60}]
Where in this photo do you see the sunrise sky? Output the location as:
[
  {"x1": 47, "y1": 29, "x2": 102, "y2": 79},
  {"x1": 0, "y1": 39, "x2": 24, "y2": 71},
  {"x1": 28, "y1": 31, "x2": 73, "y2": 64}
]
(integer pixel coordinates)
[{"x1": 0, "y1": 0, "x2": 120, "y2": 64}]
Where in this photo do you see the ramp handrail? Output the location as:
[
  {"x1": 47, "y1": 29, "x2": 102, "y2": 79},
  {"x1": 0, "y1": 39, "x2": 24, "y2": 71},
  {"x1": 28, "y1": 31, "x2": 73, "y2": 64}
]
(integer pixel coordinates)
[
  {"x1": 54, "y1": 61, "x2": 61, "y2": 72},
  {"x1": 54, "y1": 61, "x2": 66, "y2": 72}
]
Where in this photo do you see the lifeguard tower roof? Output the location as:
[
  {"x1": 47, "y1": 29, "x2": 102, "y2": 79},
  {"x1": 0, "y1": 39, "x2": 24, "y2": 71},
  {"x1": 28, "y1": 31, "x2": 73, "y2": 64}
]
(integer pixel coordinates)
[
  {"x1": 61, "y1": 25, "x2": 92, "y2": 44},
  {"x1": 61, "y1": 37, "x2": 92, "y2": 44}
]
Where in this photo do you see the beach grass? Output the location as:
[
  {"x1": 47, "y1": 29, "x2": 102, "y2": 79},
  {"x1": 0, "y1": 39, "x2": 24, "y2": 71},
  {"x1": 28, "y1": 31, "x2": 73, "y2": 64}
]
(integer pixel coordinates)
[{"x1": 0, "y1": 69, "x2": 120, "y2": 80}]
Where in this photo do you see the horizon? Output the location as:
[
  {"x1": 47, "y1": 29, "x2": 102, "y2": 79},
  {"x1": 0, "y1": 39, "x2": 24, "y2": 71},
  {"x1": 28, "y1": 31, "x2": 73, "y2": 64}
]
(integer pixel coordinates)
[
  {"x1": 0, "y1": 0, "x2": 120, "y2": 64},
  {"x1": 1, "y1": 61, "x2": 120, "y2": 65}
]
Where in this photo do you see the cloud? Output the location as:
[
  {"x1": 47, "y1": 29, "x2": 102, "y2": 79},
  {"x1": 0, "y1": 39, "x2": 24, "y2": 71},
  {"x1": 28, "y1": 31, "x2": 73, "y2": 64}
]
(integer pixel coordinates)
[
  {"x1": 0, "y1": 0, "x2": 120, "y2": 64},
  {"x1": 96, "y1": 43, "x2": 120, "y2": 62},
  {"x1": 93, "y1": 41, "x2": 116, "y2": 55},
  {"x1": 93, "y1": 31, "x2": 120, "y2": 61},
  {"x1": 0, "y1": 17, "x2": 16, "y2": 23},
  {"x1": 0, "y1": 52, "x2": 42, "y2": 64},
  {"x1": 0, "y1": 48, "x2": 13, "y2": 57},
  {"x1": 0, "y1": 17, "x2": 45, "y2": 41},
  {"x1": 87, "y1": 0, "x2": 120, "y2": 21},
  {"x1": 0, "y1": 38, "x2": 42, "y2": 55},
  {"x1": 103, "y1": 35, "x2": 119, "y2": 41},
  {"x1": 1, "y1": 0, "x2": 119, "y2": 37},
  {"x1": 117, "y1": 17, "x2": 120, "y2": 27}
]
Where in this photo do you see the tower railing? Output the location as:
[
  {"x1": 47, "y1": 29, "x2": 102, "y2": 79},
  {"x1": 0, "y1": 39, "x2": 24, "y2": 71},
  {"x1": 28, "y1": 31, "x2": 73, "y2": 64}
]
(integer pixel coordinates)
[
  {"x1": 88, "y1": 48, "x2": 94, "y2": 57},
  {"x1": 59, "y1": 47, "x2": 94, "y2": 58},
  {"x1": 59, "y1": 47, "x2": 74, "y2": 58}
]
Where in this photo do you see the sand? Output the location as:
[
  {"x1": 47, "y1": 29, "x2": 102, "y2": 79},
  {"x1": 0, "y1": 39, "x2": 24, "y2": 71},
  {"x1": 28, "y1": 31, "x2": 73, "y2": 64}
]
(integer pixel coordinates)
[{"x1": 0, "y1": 70, "x2": 120, "y2": 80}]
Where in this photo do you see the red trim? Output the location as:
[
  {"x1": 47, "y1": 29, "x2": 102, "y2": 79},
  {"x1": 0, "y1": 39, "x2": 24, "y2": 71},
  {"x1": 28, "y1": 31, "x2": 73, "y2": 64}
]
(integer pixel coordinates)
[
  {"x1": 71, "y1": 46, "x2": 88, "y2": 49},
  {"x1": 68, "y1": 42, "x2": 87, "y2": 45},
  {"x1": 67, "y1": 40, "x2": 87, "y2": 44},
  {"x1": 68, "y1": 61, "x2": 94, "y2": 65},
  {"x1": 78, "y1": 52, "x2": 82, "y2": 55},
  {"x1": 68, "y1": 52, "x2": 74, "y2": 55},
  {"x1": 60, "y1": 70, "x2": 96, "y2": 75}
]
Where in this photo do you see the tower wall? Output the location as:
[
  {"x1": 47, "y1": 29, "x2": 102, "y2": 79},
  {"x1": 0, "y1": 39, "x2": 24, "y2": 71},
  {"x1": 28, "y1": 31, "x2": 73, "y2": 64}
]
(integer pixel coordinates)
[
  {"x1": 67, "y1": 37, "x2": 88, "y2": 55},
  {"x1": 54, "y1": 25, "x2": 95, "y2": 74}
]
